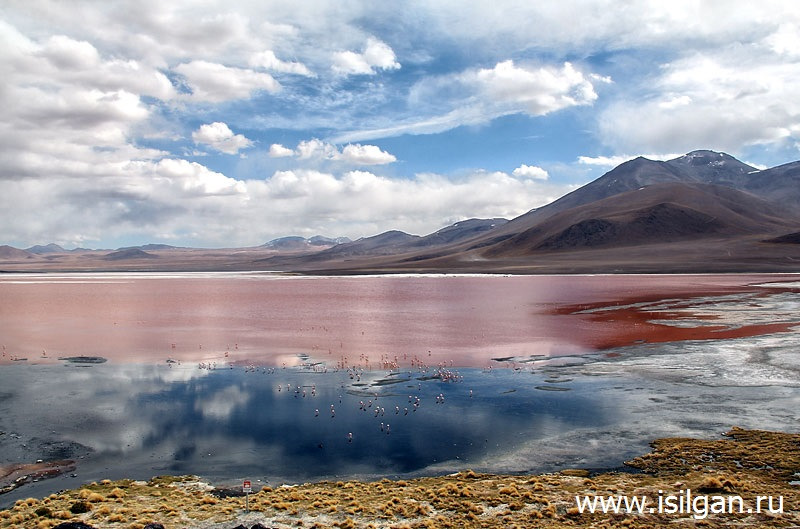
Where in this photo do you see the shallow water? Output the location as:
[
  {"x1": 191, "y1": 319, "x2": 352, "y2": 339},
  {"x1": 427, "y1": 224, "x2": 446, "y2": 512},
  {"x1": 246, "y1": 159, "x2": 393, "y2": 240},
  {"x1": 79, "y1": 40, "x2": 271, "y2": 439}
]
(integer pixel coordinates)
[
  {"x1": 2, "y1": 272, "x2": 796, "y2": 367},
  {"x1": 1, "y1": 273, "x2": 799, "y2": 506}
]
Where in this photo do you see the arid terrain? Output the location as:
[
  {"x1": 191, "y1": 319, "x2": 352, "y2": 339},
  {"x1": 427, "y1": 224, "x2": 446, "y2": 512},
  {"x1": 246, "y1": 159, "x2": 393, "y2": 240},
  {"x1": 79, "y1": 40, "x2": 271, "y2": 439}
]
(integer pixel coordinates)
[{"x1": 2, "y1": 428, "x2": 798, "y2": 528}]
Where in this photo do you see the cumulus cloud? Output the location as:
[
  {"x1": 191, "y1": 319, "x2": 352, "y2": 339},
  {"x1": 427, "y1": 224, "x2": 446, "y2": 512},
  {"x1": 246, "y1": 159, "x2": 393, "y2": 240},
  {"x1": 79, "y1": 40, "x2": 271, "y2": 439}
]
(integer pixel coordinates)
[
  {"x1": 39, "y1": 34, "x2": 100, "y2": 69},
  {"x1": 332, "y1": 37, "x2": 400, "y2": 75},
  {"x1": 136, "y1": 158, "x2": 247, "y2": 197},
  {"x1": 296, "y1": 138, "x2": 340, "y2": 160},
  {"x1": 267, "y1": 139, "x2": 397, "y2": 166},
  {"x1": 512, "y1": 164, "x2": 548, "y2": 180},
  {"x1": 268, "y1": 143, "x2": 295, "y2": 157},
  {"x1": 0, "y1": 159, "x2": 573, "y2": 248},
  {"x1": 246, "y1": 167, "x2": 572, "y2": 241},
  {"x1": 174, "y1": 60, "x2": 280, "y2": 102},
  {"x1": 471, "y1": 60, "x2": 598, "y2": 115},
  {"x1": 340, "y1": 144, "x2": 397, "y2": 165},
  {"x1": 192, "y1": 122, "x2": 253, "y2": 154}
]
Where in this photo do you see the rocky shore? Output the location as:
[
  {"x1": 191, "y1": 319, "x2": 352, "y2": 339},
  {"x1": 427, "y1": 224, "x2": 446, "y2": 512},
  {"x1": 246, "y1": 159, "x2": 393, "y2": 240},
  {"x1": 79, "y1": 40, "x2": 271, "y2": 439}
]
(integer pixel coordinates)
[{"x1": 2, "y1": 428, "x2": 799, "y2": 528}]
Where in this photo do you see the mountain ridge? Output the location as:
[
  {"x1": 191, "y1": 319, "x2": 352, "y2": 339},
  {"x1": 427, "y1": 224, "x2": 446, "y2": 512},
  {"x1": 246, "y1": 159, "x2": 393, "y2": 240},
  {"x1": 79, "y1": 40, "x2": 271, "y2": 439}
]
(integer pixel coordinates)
[{"x1": 2, "y1": 150, "x2": 800, "y2": 273}]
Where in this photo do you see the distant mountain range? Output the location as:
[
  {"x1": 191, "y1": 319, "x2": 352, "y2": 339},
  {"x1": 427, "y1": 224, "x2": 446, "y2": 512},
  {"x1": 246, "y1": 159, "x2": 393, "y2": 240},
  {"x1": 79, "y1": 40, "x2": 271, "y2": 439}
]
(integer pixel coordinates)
[
  {"x1": 2, "y1": 150, "x2": 799, "y2": 273},
  {"x1": 261, "y1": 235, "x2": 352, "y2": 251}
]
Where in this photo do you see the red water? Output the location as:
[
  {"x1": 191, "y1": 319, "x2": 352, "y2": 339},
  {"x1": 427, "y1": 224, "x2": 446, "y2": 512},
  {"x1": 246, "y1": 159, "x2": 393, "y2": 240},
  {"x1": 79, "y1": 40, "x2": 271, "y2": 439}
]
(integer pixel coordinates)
[{"x1": 1, "y1": 273, "x2": 797, "y2": 367}]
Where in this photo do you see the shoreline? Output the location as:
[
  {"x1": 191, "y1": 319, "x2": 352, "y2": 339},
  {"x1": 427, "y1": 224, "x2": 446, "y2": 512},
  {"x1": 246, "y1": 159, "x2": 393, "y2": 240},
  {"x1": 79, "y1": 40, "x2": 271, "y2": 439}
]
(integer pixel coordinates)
[{"x1": 1, "y1": 427, "x2": 798, "y2": 528}]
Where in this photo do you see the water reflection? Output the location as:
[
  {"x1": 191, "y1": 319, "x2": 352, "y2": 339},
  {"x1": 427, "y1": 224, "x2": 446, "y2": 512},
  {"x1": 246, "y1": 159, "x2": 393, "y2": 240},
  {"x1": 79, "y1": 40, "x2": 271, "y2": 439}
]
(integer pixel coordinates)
[
  {"x1": 3, "y1": 326, "x2": 800, "y2": 507},
  {"x1": 1, "y1": 361, "x2": 610, "y2": 499}
]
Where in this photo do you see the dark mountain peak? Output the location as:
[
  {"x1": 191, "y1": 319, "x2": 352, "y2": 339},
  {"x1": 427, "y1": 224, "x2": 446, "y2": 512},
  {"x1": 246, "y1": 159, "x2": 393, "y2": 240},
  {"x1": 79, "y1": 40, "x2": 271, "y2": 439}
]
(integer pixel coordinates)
[
  {"x1": 26, "y1": 243, "x2": 66, "y2": 254},
  {"x1": 356, "y1": 230, "x2": 418, "y2": 244},
  {"x1": 673, "y1": 149, "x2": 730, "y2": 162},
  {"x1": 102, "y1": 248, "x2": 157, "y2": 260},
  {"x1": 666, "y1": 150, "x2": 756, "y2": 185}
]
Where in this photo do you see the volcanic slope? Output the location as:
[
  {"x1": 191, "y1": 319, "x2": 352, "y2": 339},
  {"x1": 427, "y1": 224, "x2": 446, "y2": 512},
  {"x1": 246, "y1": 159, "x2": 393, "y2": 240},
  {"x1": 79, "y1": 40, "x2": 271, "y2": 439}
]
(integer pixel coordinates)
[
  {"x1": 278, "y1": 150, "x2": 800, "y2": 273},
  {"x1": 482, "y1": 182, "x2": 795, "y2": 256}
]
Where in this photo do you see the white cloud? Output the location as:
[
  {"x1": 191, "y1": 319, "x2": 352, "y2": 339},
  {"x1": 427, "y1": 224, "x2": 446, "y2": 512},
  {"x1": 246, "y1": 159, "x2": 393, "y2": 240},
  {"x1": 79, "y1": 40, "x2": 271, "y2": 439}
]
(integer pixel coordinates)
[
  {"x1": 192, "y1": 122, "x2": 253, "y2": 154},
  {"x1": 766, "y1": 23, "x2": 800, "y2": 57},
  {"x1": 362, "y1": 37, "x2": 401, "y2": 70},
  {"x1": 471, "y1": 60, "x2": 598, "y2": 115},
  {"x1": 270, "y1": 139, "x2": 397, "y2": 166},
  {"x1": 0, "y1": 160, "x2": 575, "y2": 248},
  {"x1": 174, "y1": 60, "x2": 280, "y2": 102},
  {"x1": 39, "y1": 34, "x2": 100, "y2": 69},
  {"x1": 336, "y1": 60, "x2": 601, "y2": 142},
  {"x1": 332, "y1": 37, "x2": 400, "y2": 75},
  {"x1": 598, "y1": 25, "x2": 800, "y2": 154},
  {"x1": 268, "y1": 143, "x2": 295, "y2": 157},
  {"x1": 296, "y1": 138, "x2": 340, "y2": 161},
  {"x1": 144, "y1": 158, "x2": 248, "y2": 196},
  {"x1": 512, "y1": 164, "x2": 548, "y2": 180},
  {"x1": 247, "y1": 167, "x2": 572, "y2": 241},
  {"x1": 249, "y1": 50, "x2": 313, "y2": 76},
  {"x1": 340, "y1": 144, "x2": 397, "y2": 165}
]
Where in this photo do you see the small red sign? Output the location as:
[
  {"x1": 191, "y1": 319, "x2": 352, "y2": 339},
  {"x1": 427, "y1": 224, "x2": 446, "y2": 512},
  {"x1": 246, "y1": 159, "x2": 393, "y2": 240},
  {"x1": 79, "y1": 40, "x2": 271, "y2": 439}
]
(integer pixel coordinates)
[{"x1": 243, "y1": 480, "x2": 252, "y2": 492}]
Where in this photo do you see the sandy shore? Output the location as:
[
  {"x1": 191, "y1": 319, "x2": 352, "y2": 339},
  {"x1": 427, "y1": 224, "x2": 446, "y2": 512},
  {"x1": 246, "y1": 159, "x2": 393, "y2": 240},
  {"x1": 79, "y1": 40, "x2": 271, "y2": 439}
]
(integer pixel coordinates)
[{"x1": 2, "y1": 428, "x2": 798, "y2": 528}]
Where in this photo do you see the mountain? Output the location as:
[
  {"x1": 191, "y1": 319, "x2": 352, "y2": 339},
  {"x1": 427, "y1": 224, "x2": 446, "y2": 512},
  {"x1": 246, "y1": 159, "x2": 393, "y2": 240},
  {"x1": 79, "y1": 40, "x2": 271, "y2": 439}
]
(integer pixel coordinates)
[
  {"x1": 741, "y1": 160, "x2": 800, "y2": 211},
  {"x1": 118, "y1": 244, "x2": 180, "y2": 251},
  {"x1": 26, "y1": 243, "x2": 66, "y2": 254},
  {"x1": 408, "y1": 218, "x2": 508, "y2": 248},
  {"x1": 482, "y1": 150, "x2": 797, "y2": 244},
  {"x1": 303, "y1": 230, "x2": 421, "y2": 260},
  {"x1": 272, "y1": 150, "x2": 800, "y2": 273},
  {"x1": 261, "y1": 236, "x2": 308, "y2": 250},
  {"x1": 3, "y1": 149, "x2": 800, "y2": 274},
  {"x1": 0, "y1": 245, "x2": 36, "y2": 259},
  {"x1": 483, "y1": 182, "x2": 793, "y2": 257},
  {"x1": 261, "y1": 235, "x2": 351, "y2": 251},
  {"x1": 102, "y1": 248, "x2": 158, "y2": 260},
  {"x1": 764, "y1": 232, "x2": 800, "y2": 244}
]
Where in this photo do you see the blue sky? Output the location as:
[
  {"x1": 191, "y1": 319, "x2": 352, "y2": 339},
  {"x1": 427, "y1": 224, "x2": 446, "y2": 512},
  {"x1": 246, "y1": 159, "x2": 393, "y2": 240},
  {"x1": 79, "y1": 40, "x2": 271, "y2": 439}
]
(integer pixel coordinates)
[{"x1": 1, "y1": 1, "x2": 799, "y2": 249}]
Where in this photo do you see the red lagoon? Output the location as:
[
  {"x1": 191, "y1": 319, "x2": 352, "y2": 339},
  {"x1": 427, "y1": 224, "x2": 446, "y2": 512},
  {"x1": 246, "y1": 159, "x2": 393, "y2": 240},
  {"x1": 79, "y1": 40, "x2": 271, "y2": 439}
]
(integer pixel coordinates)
[{"x1": 1, "y1": 273, "x2": 798, "y2": 368}]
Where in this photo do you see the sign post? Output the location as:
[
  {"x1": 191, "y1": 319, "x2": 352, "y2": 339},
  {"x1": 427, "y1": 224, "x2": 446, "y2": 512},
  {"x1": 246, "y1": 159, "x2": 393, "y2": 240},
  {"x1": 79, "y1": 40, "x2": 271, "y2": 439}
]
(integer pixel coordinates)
[{"x1": 243, "y1": 479, "x2": 251, "y2": 512}]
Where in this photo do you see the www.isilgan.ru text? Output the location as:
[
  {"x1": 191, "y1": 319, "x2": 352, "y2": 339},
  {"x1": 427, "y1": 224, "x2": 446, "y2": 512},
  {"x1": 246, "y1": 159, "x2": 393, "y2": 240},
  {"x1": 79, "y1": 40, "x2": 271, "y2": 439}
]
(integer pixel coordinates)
[{"x1": 575, "y1": 489, "x2": 784, "y2": 520}]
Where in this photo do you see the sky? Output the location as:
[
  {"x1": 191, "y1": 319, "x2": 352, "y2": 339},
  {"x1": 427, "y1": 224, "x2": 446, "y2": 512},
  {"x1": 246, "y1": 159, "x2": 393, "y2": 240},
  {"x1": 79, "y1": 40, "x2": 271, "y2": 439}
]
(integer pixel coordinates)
[{"x1": 1, "y1": 1, "x2": 799, "y2": 249}]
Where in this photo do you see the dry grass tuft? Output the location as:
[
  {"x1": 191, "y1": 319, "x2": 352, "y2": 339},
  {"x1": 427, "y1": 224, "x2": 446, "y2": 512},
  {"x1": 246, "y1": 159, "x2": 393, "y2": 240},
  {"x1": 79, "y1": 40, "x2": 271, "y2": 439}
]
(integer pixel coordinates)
[{"x1": 1, "y1": 428, "x2": 799, "y2": 529}]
